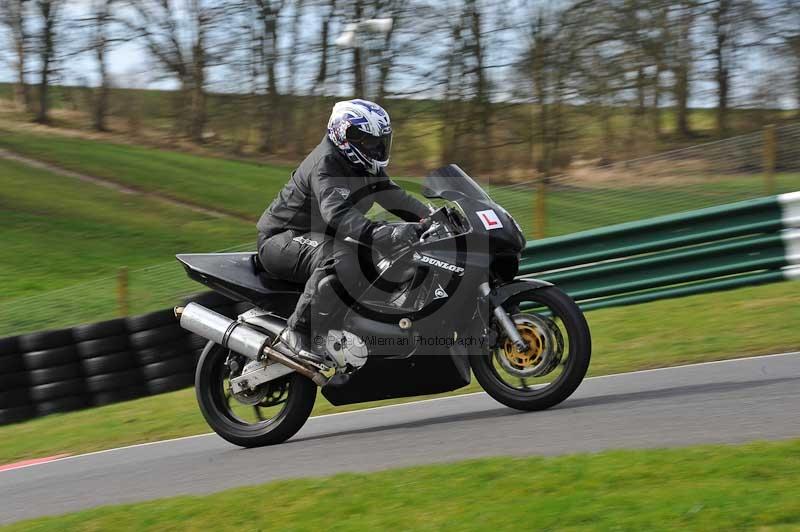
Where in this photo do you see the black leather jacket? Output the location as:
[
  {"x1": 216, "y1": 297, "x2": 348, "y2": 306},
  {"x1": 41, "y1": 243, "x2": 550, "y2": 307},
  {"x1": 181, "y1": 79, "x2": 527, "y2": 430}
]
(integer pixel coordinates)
[{"x1": 257, "y1": 137, "x2": 428, "y2": 240}]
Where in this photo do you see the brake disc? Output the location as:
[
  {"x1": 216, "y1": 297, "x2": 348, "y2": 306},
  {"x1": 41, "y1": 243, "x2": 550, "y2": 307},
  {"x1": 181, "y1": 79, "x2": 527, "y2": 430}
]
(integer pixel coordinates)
[{"x1": 495, "y1": 313, "x2": 564, "y2": 378}]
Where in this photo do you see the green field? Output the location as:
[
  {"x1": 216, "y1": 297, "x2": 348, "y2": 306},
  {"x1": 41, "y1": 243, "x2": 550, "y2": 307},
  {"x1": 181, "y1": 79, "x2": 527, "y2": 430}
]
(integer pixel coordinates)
[
  {"x1": 0, "y1": 157, "x2": 255, "y2": 334},
  {"x1": 0, "y1": 131, "x2": 292, "y2": 220},
  {"x1": 5, "y1": 438, "x2": 799, "y2": 531},
  {"x1": 0, "y1": 280, "x2": 797, "y2": 465},
  {"x1": 2, "y1": 130, "x2": 798, "y2": 241},
  {"x1": 0, "y1": 157, "x2": 252, "y2": 297}
]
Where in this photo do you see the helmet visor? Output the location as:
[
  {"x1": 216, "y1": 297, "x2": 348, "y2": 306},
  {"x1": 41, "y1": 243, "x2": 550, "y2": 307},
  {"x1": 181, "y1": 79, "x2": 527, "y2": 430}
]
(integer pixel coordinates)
[{"x1": 346, "y1": 126, "x2": 392, "y2": 162}]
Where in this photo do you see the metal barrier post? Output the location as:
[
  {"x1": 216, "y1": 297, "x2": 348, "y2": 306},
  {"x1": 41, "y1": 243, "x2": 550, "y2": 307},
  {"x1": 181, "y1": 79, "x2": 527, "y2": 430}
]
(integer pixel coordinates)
[
  {"x1": 117, "y1": 267, "x2": 129, "y2": 317},
  {"x1": 764, "y1": 124, "x2": 776, "y2": 195},
  {"x1": 535, "y1": 178, "x2": 547, "y2": 239}
]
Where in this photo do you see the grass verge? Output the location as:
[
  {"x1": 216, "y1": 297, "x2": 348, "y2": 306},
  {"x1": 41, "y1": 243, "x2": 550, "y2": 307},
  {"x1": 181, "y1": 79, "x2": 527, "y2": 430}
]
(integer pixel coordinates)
[
  {"x1": 0, "y1": 280, "x2": 797, "y2": 465},
  {"x1": 4, "y1": 438, "x2": 800, "y2": 531}
]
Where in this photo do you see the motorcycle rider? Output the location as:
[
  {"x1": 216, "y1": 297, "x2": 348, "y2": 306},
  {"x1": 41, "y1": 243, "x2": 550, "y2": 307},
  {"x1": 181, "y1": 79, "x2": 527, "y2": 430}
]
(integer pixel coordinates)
[{"x1": 256, "y1": 99, "x2": 429, "y2": 364}]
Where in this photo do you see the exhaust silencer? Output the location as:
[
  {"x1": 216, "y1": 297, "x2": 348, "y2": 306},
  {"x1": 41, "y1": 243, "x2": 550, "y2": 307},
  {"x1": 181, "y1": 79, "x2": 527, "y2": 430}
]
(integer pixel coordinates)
[
  {"x1": 178, "y1": 302, "x2": 268, "y2": 361},
  {"x1": 176, "y1": 302, "x2": 327, "y2": 385}
]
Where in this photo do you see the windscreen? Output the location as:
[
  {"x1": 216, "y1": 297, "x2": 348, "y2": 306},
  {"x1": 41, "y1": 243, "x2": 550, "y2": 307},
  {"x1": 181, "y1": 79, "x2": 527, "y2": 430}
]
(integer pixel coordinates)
[{"x1": 422, "y1": 164, "x2": 491, "y2": 202}]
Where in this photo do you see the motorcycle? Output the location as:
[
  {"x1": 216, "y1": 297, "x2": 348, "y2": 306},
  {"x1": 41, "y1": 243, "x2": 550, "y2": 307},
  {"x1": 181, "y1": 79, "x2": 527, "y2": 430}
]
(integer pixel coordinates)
[{"x1": 175, "y1": 165, "x2": 591, "y2": 447}]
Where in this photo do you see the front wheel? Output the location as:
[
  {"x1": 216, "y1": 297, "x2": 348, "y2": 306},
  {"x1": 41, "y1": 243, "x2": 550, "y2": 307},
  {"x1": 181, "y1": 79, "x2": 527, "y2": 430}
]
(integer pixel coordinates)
[
  {"x1": 471, "y1": 286, "x2": 591, "y2": 411},
  {"x1": 195, "y1": 341, "x2": 316, "y2": 447}
]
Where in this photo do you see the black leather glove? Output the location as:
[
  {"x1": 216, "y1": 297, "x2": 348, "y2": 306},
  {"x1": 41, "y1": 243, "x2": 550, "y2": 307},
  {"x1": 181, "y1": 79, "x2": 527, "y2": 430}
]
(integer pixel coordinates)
[{"x1": 371, "y1": 223, "x2": 421, "y2": 255}]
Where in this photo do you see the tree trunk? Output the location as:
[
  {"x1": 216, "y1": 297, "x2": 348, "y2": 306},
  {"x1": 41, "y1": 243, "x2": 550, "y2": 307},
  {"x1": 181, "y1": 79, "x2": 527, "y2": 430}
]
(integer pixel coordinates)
[
  {"x1": 652, "y1": 66, "x2": 662, "y2": 137},
  {"x1": 468, "y1": 0, "x2": 491, "y2": 174},
  {"x1": 441, "y1": 19, "x2": 463, "y2": 166},
  {"x1": 93, "y1": 44, "x2": 110, "y2": 131},
  {"x1": 190, "y1": 57, "x2": 207, "y2": 143},
  {"x1": 7, "y1": 0, "x2": 31, "y2": 111},
  {"x1": 313, "y1": 0, "x2": 336, "y2": 94},
  {"x1": 791, "y1": 36, "x2": 800, "y2": 117},
  {"x1": 258, "y1": 4, "x2": 280, "y2": 153},
  {"x1": 35, "y1": 0, "x2": 57, "y2": 125},
  {"x1": 352, "y1": 0, "x2": 365, "y2": 97},
  {"x1": 673, "y1": 0, "x2": 694, "y2": 138},
  {"x1": 188, "y1": 1, "x2": 207, "y2": 144},
  {"x1": 376, "y1": 1, "x2": 398, "y2": 102},
  {"x1": 91, "y1": 0, "x2": 111, "y2": 132},
  {"x1": 712, "y1": 0, "x2": 731, "y2": 137},
  {"x1": 285, "y1": 1, "x2": 303, "y2": 156}
]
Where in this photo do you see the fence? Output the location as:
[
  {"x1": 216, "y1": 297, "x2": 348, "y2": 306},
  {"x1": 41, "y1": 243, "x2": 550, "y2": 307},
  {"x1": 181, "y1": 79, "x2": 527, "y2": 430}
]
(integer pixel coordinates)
[{"x1": 492, "y1": 123, "x2": 800, "y2": 239}]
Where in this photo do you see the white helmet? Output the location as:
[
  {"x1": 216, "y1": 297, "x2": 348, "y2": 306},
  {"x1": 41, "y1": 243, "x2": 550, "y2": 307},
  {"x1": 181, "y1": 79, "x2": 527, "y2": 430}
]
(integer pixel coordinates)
[{"x1": 327, "y1": 99, "x2": 392, "y2": 175}]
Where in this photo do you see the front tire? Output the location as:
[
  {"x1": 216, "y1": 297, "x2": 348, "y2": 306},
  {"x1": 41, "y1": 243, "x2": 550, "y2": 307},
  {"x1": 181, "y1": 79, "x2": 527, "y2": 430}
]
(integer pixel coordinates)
[
  {"x1": 471, "y1": 286, "x2": 591, "y2": 411},
  {"x1": 195, "y1": 342, "x2": 316, "y2": 447}
]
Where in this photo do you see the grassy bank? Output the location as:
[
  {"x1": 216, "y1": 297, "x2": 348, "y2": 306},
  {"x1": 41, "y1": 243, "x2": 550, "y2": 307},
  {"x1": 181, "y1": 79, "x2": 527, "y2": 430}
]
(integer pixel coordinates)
[
  {"x1": 0, "y1": 280, "x2": 797, "y2": 465},
  {"x1": 5, "y1": 438, "x2": 800, "y2": 531},
  {"x1": 0, "y1": 157, "x2": 252, "y2": 299},
  {"x1": 0, "y1": 157, "x2": 254, "y2": 334},
  {"x1": 3, "y1": 130, "x2": 798, "y2": 241},
  {"x1": 0, "y1": 131, "x2": 292, "y2": 220}
]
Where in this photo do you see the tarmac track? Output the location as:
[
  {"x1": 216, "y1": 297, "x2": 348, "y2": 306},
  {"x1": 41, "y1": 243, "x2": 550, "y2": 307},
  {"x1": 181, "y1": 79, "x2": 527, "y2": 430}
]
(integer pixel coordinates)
[{"x1": 1, "y1": 352, "x2": 799, "y2": 524}]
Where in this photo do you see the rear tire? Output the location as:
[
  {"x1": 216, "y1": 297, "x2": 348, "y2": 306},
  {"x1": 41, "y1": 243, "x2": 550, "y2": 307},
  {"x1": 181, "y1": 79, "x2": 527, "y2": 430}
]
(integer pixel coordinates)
[
  {"x1": 471, "y1": 286, "x2": 591, "y2": 411},
  {"x1": 195, "y1": 342, "x2": 316, "y2": 448}
]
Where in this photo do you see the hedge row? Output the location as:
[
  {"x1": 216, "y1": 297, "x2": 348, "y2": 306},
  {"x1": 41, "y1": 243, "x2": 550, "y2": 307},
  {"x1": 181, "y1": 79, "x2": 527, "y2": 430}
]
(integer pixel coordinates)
[{"x1": 0, "y1": 292, "x2": 251, "y2": 426}]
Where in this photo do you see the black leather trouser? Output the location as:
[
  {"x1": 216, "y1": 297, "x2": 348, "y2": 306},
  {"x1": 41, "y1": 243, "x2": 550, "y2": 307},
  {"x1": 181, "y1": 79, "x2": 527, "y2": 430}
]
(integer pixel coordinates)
[{"x1": 257, "y1": 231, "x2": 364, "y2": 333}]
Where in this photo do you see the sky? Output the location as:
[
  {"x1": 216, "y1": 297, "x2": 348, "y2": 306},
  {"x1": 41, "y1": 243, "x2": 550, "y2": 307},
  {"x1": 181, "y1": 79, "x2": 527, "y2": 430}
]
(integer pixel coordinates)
[{"x1": 0, "y1": 1, "x2": 795, "y2": 109}]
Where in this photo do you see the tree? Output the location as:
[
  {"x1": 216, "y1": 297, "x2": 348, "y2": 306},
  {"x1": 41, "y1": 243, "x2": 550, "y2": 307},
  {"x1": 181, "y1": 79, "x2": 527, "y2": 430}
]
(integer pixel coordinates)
[
  {"x1": 312, "y1": 0, "x2": 337, "y2": 94},
  {"x1": 34, "y1": 0, "x2": 62, "y2": 124},
  {"x1": 771, "y1": 0, "x2": 800, "y2": 115},
  {"x1": 249, "y1": 0, "x2": 286, "y2": 153},
  {"x1": 671, "y1": 0, "x2": 696, "y2": 137},
  {"x1": 0, "y1": 0, "x2": 31, "y2": 111},
  {"x1": 84, "y1": 0, "x2": 116, "y2": 131},
  {"x1": 518, "y1": 3, "x2": 575, "y2": 175},
  {"x1": 123, "y1": 0, "x2": 226, "y2": 143},
  {"x1": 706, "y1": 0, "x2": 763, "y2": 136}
]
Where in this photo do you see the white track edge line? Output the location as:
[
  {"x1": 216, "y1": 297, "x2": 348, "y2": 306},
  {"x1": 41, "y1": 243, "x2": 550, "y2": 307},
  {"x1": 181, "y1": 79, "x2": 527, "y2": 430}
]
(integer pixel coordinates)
[{"x1": 4, "y1": 350, "x2": 799, "y2": 473}]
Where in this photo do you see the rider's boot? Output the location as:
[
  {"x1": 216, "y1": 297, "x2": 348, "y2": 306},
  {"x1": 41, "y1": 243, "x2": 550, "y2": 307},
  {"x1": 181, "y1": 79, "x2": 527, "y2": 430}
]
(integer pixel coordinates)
[
  {"x1": 277, "y1": 327, "x2": 327, "y2": 365},
  {"x1": 277, "y1": 327, "x2": 353, "y2": 387}
]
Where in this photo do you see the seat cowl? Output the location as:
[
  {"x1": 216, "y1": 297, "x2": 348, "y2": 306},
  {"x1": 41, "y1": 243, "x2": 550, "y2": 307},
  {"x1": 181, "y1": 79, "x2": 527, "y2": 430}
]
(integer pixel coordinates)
[{"x1": 176, "y1": 253, "x2": 303, "y2": 299}]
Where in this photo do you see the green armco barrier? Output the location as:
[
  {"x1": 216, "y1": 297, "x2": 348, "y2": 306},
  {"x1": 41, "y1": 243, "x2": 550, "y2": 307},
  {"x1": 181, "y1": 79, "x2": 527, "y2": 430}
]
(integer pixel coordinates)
[
  {"x1": 519, "y1": 195, "x2": 784, "y2": 274},
  {"x1": 577, "y1": 269, "x2": 787, "y2": 311},
  {"x1": 518, "y1": 191, "x2": 800, "y2": 309}
]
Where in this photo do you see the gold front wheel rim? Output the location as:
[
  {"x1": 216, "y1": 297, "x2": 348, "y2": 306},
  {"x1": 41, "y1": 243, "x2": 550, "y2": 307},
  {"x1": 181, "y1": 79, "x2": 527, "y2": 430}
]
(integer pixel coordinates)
[{"x1": 502, "y1": 324, "x2": 545, "y2": 369}]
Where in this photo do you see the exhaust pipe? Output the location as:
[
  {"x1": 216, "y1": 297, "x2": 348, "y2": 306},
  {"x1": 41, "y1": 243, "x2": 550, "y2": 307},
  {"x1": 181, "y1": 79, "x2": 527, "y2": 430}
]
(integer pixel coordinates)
[{"x1": 176, "y1": 303, "x2": 327, "y2": 386}]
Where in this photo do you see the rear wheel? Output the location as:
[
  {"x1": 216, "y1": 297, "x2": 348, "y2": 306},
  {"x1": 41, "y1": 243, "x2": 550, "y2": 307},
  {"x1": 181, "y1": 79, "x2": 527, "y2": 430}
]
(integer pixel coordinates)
[
  {"x1": 195, "y1": 341, "x2": 316, "y2": 447},
  {"x1": 471, "y1": 286, "x2": 591, "y2": 411}
]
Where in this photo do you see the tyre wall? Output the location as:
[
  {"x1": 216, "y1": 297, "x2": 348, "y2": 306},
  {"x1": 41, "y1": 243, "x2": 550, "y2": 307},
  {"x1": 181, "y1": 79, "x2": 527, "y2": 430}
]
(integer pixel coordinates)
[{"x1": 0, "y1": 293, "x2": 252, "y2": 426}]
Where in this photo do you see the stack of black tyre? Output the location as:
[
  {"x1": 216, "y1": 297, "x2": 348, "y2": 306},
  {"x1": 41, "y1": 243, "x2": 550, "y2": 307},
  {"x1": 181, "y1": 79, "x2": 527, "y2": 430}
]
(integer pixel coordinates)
[
  {"x1": 74, "y1": 318, "x2": 146, "y2": 406},
  {"x1": 20, "y1": 328, "x2": 89, "y2": 417},
  {"x1": 128, "y1": 308, "x2": 195, "y2": 396},
  {"x1": 0, "y1": 335, "x2": 34, "y2": 424},
  {"x1": 0, "y1": 291, "x2": 252, "y2": 426}
]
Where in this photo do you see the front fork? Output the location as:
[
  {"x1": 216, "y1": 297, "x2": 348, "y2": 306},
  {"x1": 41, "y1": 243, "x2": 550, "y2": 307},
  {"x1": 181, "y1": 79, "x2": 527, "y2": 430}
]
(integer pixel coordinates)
[{"x1": 478, "y1": 282, "x2": 528, "y2": 352}]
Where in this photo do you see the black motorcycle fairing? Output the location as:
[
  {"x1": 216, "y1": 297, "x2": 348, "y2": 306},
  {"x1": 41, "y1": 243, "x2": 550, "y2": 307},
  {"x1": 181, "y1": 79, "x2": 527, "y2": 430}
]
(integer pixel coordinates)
[
  {"x1": 422, "y1": 165, "x2": 526, "y2": 254},
  {"x1": 484, "y1": 278, "x2": 554, "y2": 308},
  {"x1": 423, "y1": 164, "x2": 491, "y2": 202},
  {"x1": 321, "y1": 346, "x2": 471, "y2": 406}
]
